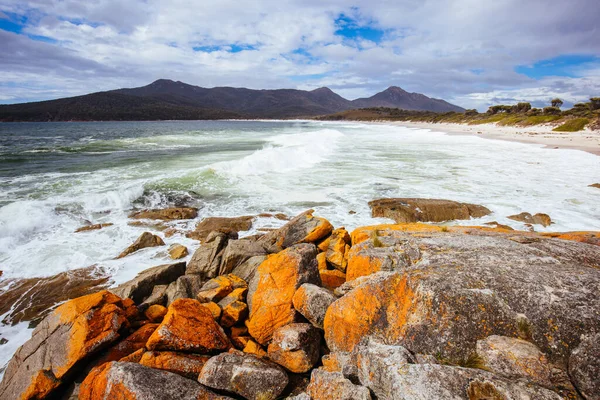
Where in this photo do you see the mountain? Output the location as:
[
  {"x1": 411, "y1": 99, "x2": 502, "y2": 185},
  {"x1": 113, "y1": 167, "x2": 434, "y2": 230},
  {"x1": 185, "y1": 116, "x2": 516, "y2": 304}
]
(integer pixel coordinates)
[{"x1": 0, "y1": 79, "x2": 464, "y2": 122}]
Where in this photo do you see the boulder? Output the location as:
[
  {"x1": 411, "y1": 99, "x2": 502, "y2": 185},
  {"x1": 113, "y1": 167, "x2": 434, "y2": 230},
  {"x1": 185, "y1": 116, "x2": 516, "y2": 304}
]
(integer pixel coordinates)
[
  {"x1": 198, "y1": 350, "x2": 289, "y2": 400},
  {"x1": 186, "y1": 216, "x2": 254, "y2": 242},
  {"x1": 246, "y1": 244, "x2": 321, "y2": 344},
  {"x1": 197, "y1": 274, "x2": 247, "y2": 303},
  {"x1": 267, "y1": 323, "x2": 321, "y2": 373},
  {"x1": 186, "y1": 231, "x2": 229, "y2": 278},
  {"x1": 231, "y1": 255, "x2": 267, "y2": 283},
  {"x1": 319, "y1": 269, "x2": 346, "y2": 290},
  {"x1": 292, "y1": 283, "x2": 337, "y2": 329},
  {"x1": 79, "y1": 361, "x2": 228, "y2": 400},
  {"x1": 325, "y1": 227, "x2": 351, "y2": 272},
  {"x1": 541, "y1": 231, "x2": 600, "y2": 246},
  {"x1": 116, "y1": 231, "x2": 165, "y2": 259},
  {"x1": 146, "y1": 298, "x2": 231, "y2": 354},
  {"x1": 508, "y1": 212, "x2": 552, "y2": 227},
  {"x1": 139, "y1": 284, "x2": 168, "y2": 310},
  {"x1": 569, "y1": 332, "x2": 600, "y2": 400},
  {"x1": 589, "y1": 183, "x2": 600, "y2": 189},
  {"x1": 306, "y1": 369, "x2": 371, "y2": 400},
  {"x1": 369, "y1": 198, "x2": 491, "y2": 223},
  {"x1": 139, "y1": 351, "x2": 211, "y2": 379},
  {"x1": 145, "y1": 305, "x2": 167, "y2": 322},
  {"x1": 0, "y1": 291, "x2": 131, "y2": 400},
  {"x1": 168, "y1": 244, "x2": 189, "y2": 260},
  {"x1": 165, "y1": 274, "x2": 204, "y2": 305},
  {"x1": 220, "y1": 239, "x2": 267, "y2": 275},
  {"x1": 217, "y1": 287, "x2": 248, "y2": 308},
  {"x1": 476, "y1": 335, "x2": 553, "y2": 386},
  {"x1": 243, "y1": 340, "x2": 268, "y2": 358},
  {"x1": 110, "y1": 262, "x2": 186, "y2": 304},
  {"x1": 202, "y1": 301, "x2": 222, "y2": 320},
  {"x1": 316, "y1": 252, "x2": 327, "y2": 270},
  {"x1": 74, "y1": 223, "x2": 113, "y2": 233},
  {"x1": 97, "y1": 323, "x2": 159, "y2": 364},
  {"x1": 129, "y1": 207, "x2": 198, "y2": 221},
  {"x1": 220, "y1": 301, "x2": 248, "y2": 328},
  {"x1": 321, "y1": 351, "x2": 357, "y2": 379},
  {"x1": 257, "y1": 210, "x2": 333, "y2": 253}
]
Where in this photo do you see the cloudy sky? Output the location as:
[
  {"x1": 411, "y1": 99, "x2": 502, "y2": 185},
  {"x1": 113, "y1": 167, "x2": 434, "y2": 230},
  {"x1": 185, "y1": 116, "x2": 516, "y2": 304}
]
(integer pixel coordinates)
[{"x1": 1, "y1": 0, "x2": 599, "y2": 110}]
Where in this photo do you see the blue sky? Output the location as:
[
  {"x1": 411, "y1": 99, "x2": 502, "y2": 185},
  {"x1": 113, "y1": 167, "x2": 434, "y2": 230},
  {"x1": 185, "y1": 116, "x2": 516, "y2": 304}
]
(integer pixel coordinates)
[{"x1": 0, "y1": 0, "x2": 599, "y2": 110}]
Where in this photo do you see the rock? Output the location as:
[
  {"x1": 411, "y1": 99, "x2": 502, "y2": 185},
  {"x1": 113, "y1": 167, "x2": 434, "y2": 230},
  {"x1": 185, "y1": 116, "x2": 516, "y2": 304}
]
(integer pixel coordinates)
[
  {"x1": 483, "y1": 221, "x2": 514, "y2": 230},
  {"x1": 197, "y1": 274, "x2": 247, "y2": 303},
  {"x1": 74, "y1": 223, "x2": 113, "y2": 233},
  {"x1": 116, "y1": 231, "x2": 165, "y2": 258},
  {"x1": 243, "y1": 340, "x2": 268, "y2": 358},
  {"x1": 129, "y1": 207, "x2": 199, "y2": 221},
  {"x1": 292, "y1": 283, "x2": 337, "y2": 329},
  {"x1": 0, "y1": 291, "x2": 131, "y2": 400},
  {"x1": 139, "y1": 351, "x2": 211, "y2": 379},
  {"x1": 119, "y1": 347, "x2": 145, "y2": 363},
  {"x1": 168, "y1": 244, "x2": 189, "y2": 259},
  {"x1": 165, "y1": 274, "x2": 204, "y2": 305},
  {"x1": 321, "y1": 352, "x2": 357, "y2": 379},
  {"x1": 220, "y1": 239, "x2": 267, "y2": 275},
  {"x1": 569, "y1": 332, "x2": 600, "y2": 400},
  {"x1": 110, "y1": 262, "x2": 186, "y2": 304},
  {"x1": 508, "y1": 212, "x2": 553, "y2": 227},
  {"x1": 476, "y1": 335, "x2": 553, "y2": 386},
  {"x1": 218, "y1": 287, "x2": 248, "y2": 308},
  {"x1": 220, "y1": 301, "x2": 248, "y2": 328},
  {"x1": 231, "y1": 255, "x2": 267, "y2": 283},
  {"x1": 316, "y1": 252, "x2": 327, "y2": 270},
  {"x1": 203, "y1": 301, "x2": 222, "y2": 320},
  {"x1": 145, "y1": 304, "x2": 167, "y2": 322},
  {"x1": 325, "y1": 227, "x2": 351, "y2": 272},
  {"x1": 324, "y1": 225, "x2": 600, "y2": 369},
  {"x1": 186, "y1": 231, "x2": 229, "y2": 278},
  {"x1": 306, "y1": 369, "x2": 371, "y2": 400},
  {"x1": 198, "y1": 350, "x2": 289, "y2": 400},
  {"x1": 589, "y1": 183, "x2": 600, "y2": 189},
  {"x1": 246, "y1": 244, "x2": 321, "y2": 344},
  {"x1": 257, "y1": 210, "x2": 333, "y2": 253},
  {"x1": 146, "y1": 298, "x2": 231, "y2": 354},
  {"x1": 369, "y1": 198, "x2": 491, "y2": 223},
  {"x1": 267, "y1": 323, "x2": 321, "y2": 373},
  {"x1": 139, "y1": 284, "x2": 168, "y2": 310},
  {"x1": 0, "y1": 265, "x2": 110, "y2": 326},
  {"x1": 79, "y1": 361, "x2": 228, "y2": 400},
  {"x1": 541, "y1": 231, "x2": 600, "y2": 246},
  {"x1": 97, "y1": 323, "x2": 159, "y2": 364},
  {"x1": 186, "y1": 216, "x2": 254, "y2": 242},
  {"x1": 319, "y1": 269, "x2": 346, "y2": 290}
]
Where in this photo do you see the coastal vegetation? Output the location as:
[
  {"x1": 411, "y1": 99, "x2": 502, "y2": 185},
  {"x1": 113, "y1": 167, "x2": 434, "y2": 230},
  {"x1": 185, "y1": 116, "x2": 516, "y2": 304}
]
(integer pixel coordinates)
[{"x1": 317, "y1": 97, "x2": 600, "y2": 131}]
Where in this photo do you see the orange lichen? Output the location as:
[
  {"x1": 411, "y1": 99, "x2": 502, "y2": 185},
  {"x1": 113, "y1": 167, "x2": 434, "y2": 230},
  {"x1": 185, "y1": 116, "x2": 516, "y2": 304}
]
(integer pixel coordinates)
[
  {"x1": 145, "y1": 305, "x2": 167, "y2": 322},
  {"x1": 243, "y1": 340, "x2": 267, "y2": 358},
  {"x1": 346, "y1": 249, "x2": 384, "y2": 282},
  {"x1": 326, "y1": 228, "x2": 351, "y2": 271},
  {"x1": 21, "y1": 370, "x2": 60, "y2": 400},
  {"x1": 99, "y1": 323, "x2": 159, "y2": 364},
  {"x1": 201, "y1": 302, "x2": 222, "y2": 320},
  {"x1": 316, "y1": 252, "x2": 328, "y2": 271},
  {"x1": 303, "y1": 217, "x2": 334, "y2": 243},
  {"x1": 139, "y1": 351, "x2": 210, "y2": 378},
  {"x1": 320, "y1": 269, "x2": 346, "y2": 290},
  {"x1": 220, "y1": 300, "x2": 248, "y2": 328}
]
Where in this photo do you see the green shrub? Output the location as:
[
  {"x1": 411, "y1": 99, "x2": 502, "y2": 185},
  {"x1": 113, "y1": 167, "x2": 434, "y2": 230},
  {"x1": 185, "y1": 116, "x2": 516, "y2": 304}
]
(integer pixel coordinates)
[
  {"x1": 553, "y1": 118, "x2": 589, "y2": 132},
  {"x1": 590, "y1": 97, "x2": 600, "y2": 111},
  {"x1": 551, "y1": 98, "x2": 563, "y2": 108},
  {"x1": 543, "y1": 106, "x2": 561, "y2": 115}
]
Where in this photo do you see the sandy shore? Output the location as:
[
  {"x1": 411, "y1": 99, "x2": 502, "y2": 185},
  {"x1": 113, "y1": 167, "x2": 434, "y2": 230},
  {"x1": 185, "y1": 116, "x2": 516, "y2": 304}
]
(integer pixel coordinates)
[{"x1": 388, "y1": 121, "x2": 600, "y2": 156}]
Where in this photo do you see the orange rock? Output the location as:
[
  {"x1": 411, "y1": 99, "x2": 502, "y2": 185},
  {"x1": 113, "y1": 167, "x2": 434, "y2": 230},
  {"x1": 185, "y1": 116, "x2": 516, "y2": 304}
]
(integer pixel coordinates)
[
  {"x1": 168, "y1": 244, "x2": 189, "y2": 260},
  {"x1": 317, "y1": 236, "x2": 331, "y2": 252},
  {"x1": 121, "y1": 297, "x2": 140, "y2": 321},
  {"x1": 197, "y1": 274, "x2": 247, "y2": 303},
  {"x1": 304, "y1": 217, "x2": 334, "y2": 243},
  {"x1": 316, "y1": 252, "x2": 328, "y2": 271},
  {"x1": 346, "y1": 243, "x2": 385, "y2": 281},
  {"x1": 99, "y1": 323, "x2": 159, "y2": 364},
  {"x1": 246, "y1": 244, "x2": 320, "y2": 344},
  {"x1": 145, "y1": 304, "x2": 167, "y2": 322},
  {"x1": 325, "y1": 228, "x2": 351, "y2": 272},
  {"x1": 231, "y1": 335, "x2": 252, "y2": 349},
  {"x1": 231, "y1": 325, "x2": 249, "y2": 338},
  {"x1": 75, "y1": 223, "x2": 114, "y2": 233},
  {"x1": 139, "y1": 350, "x2": 211, "y2": 379},
  {"x1": 146, "y1": 298, "x2": 231, "y2": 353},
  {"x1": 116, "y1": 231, "x2": 165, "y2": 259},
  {"x1": 221, "y1": 300, "x2": 248, "y2": 328},
  {"x1": 119, "y1": 348, "x2": 145, "y2": 362},
  {"x1": 202, "y1": 301, "x2": 222, "y2": 320},
  {"x1": 320, "y1": 269, "x2": 346, "y2": 290},
  {"x1": 243, "y1": 340, "x2": 268, "y2": 358},
  {"x1": 541, "y1": 231, "x2": 600, "y2": 246}
]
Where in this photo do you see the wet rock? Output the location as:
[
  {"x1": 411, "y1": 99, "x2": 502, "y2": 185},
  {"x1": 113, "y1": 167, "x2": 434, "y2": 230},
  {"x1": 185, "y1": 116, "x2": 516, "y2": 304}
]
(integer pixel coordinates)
[
  {"x1": 186, "y1": 231, "x2": 229, "y2": 278},
  {"x1": 74, "y1": 223, "x2": 113, "y2": 233},
  {"x1": 325, "y1": 227, "x2": 351, "y2": 272},
  {"x1": 246, "y1": 244, "x2": 321, "y2": 344},
  {"x1": 198, "y1": 350, "x2": 289, "y2": 400},
  {"x1": 97, "y1": 323, "x2": 159, "y2": 364},
  {"x1": 110, "y1": 262, "x2": 186, "y2": 304},
  {"x1": 116, "y1": 231, "x2": 165, "y2": 258},
  {"x1": 231, "y1": 255, "x2": 267, "y2": 283},
  {"x1": 0, "y1": 291, "x2": 131, "y2": 400},
  {"x1": 139, "y1": 284, "x2": 168, "y2": 310},
  {"x1": 476, "y1": 335, "x2": 553, "y2": 386},
  {"x1": 129, "y1": 207, "x2": 199, "y2": 221},
  {"x1": 145, "y1": 304, "x2": 167, "y2": 322},
  {"x1": 267, "y1": 323, "x2": 321, "y2": 373},
  {"x1": 168, "y1": 243, "x2": 189, "y2": 259},
  {"x1": 369, "y1": 198, "x2": 491, "y2": 223},
  {"x1": 292, "y1": 283, "x2": 337, "y2": 329},
  {"x1": 569, "y1": 332, "x2": 600, "y2": 400},
  {"x1": 257, "y1": 210, "x2": 333, "y2": 253},
  {"x1": 165, "y1": 274, "x2": 204, "y2": 305},
  {"x1": 197, "y1": 274, "x2": 247, "y2": 303},
  {"x1": 508, "y1": 212, "x2": 553, "y2": 227},
  {"x1": 79, "y1": 361, "x2": 228, "y2": 400},
  {"x1": 220, "y1": 301, "x2": 248, "y2": 328},
  {"x1": 306, "y1": 369, "x2": 371, "y2": 400},
  {"x1": 146, "y1": 298, "x2": 231, "y2": 354},
  {"x1": 186, "y1": 216, "x2": 254, "y2": 242},
  {"x1": 139, "y1": 351, "x2": 211, "y2": 379},
  {"x1": 589, "y1": 183, "x2": 600, "y2": 189},
  {"x1": 319, "y1": 269, "x2": 346, "y2": 290}
]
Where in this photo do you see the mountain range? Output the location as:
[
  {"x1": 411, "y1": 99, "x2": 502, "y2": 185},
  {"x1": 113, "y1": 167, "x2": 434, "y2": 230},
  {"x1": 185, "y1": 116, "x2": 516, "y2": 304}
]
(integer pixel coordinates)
[{"x1": 0, "y1": 79, "x2": 464, "y2": 122}]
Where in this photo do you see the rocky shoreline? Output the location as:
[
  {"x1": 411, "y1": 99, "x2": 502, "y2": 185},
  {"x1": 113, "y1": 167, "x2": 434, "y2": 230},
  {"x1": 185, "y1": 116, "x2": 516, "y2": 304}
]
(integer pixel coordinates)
[{"x1": 1, "y1": 203, "x2": 599, "y2": 400}]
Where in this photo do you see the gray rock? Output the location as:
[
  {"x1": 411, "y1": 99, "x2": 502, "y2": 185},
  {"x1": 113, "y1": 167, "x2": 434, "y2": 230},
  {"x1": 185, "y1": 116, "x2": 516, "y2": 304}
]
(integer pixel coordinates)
[
  {"x1": 186, "y1": 232, "x2": 228, "y2": 278},
  {"x1": 139, "y1": 284, "x2": 168, "y2": 311},
  {"x1": 286, "y1": 393, "x2": 310, "y2": 400},
  {"x1": 569, "y1": 332, "x2": 600, "y2": 400},
  {"x1": 220, "y1": 240, "x2": 267, "y2": 276},
  {"x1": 231, "y1": 255, "x2": 267, "y2": 283},
  {"x1": 186, "y1": 216, "x2": 254, "y2": 242},
  {"x1": 267, "y1": 323, "x2": 321, "y2": 373},
  {"x1": 110, "y1": 262, "x2": 186, "y2": 304},
  {"x1": 165, "y1": 274, "x2": 204, "y2": 305},
  {"x1": 321, "y1": 351, "x2": 358, "y2": 380},
  {"x1": 292, "y1": 283, "x2": 337, "y2": 329},
  {"x1": 198, "y1": 350, "x2": 289, "y2": 400},
  {"x1": 306, "y1": 369, "x2": 371, "y2": 400},
  {"x1": 116, "y1": 231, "x2": 165, "y2": 259},
  {"x1": 369, "y1": 198, "x2": 491, "y2": 223},
  {"x1": 257, "y1": 210, "x2": 333, "y2": 253}
]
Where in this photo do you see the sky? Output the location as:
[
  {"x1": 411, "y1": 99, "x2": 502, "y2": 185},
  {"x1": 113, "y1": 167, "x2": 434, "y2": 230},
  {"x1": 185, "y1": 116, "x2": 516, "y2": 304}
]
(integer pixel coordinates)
[{"x1": 0, "y1": 0, "x2": 599, "y2": 110}]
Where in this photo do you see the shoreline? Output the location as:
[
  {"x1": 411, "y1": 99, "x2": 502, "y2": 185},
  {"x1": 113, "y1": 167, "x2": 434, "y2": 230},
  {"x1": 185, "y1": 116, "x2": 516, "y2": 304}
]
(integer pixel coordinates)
[{"x1": 381, "y1": 120, "x2": 600, "y2": 156}]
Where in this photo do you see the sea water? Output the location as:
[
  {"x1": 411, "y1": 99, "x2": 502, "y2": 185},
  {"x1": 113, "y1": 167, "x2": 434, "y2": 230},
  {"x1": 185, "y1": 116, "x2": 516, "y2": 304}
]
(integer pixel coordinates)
[{"x1": 0, "y1": 120, "x2": 599, "y2": 374}]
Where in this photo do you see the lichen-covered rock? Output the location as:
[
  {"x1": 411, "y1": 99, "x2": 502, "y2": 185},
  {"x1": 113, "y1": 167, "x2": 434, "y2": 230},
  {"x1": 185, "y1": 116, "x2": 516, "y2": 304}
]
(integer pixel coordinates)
[
  {"x1": 129, "y1": 207, "x2": 199, "y2": 221},
  {"x1": 257, "y1": 210, "x2": 333, "y2": 253},
  {"x1": 316, "y1": 252, "x2": 327, "y2": 270},
  {"x1": 319, "y1": 269, "x2": 346, "y2": 290},
  {"x1": 145, "y1": 305, "x2": 167, "y2": 322},
  {"x1": 202, "y1": 301, "x2": 222, "y2": 320},
  {"x1": 139, "y1": 351, "x2": 211, "y2": 379},
  {"x1": 197, "y1": 274, "x2": 247, "y2": 303},
  {"x1": 220, "y1": 301, "x2": 248, "y2": 328},
  {"x1": 79, "y1": 361, "x2": 228, "y2": 400},
  {"x1": 325, "y1": 227, "x2": 351, "y2": 272},
  {"x1": 168, "y1": 243, "x2": 189, "y2": 259},
  {"x1": 267, "y1": 323, "x2": 321, "y2": 373},
  {"x1": 569, "y1": 332, "x2": 600, "y2": 400},
  {"x1": 110, "y1": 262, "x2": 186, "y2": 304},
  {"x1": 476, "y1": 335, "x2": 553, "y2": 386},
  {"x1": 243, "y1": 340, "x2": 268, "y2": 358},
  {"x1": 165, "y1": 274, "x2": 204, "y2": 305},
  {"x1": 186, "y1": 231, "x2": 229, "y2": 278},
  {"x1": 0, "y1": 291, "x2": 130, "y2": 400},
  {"x1": 116, "y1": 231, "x2": 165, "y2": 258},
  {"x1": 246, "y1": 244, "x2": 321, "y2": 344},
  {"x1": 198, "y1": 350, "x2": 289, "y2": 400},
  {"x1": 186, "y1": 216, "x2": 254, "y2": 242},
  {"x1": 321, "y1": 351, "x2": 357, "y2": 380},
  {"x1": 292, "y1": 283, "x2": 337, "y2": 329},
  {"x1": 541, "y1": 231, "x2": 600, "y2": 246},
  {"x1": 306, "y1": 369, "x2": 371, "y2": 400},
  {"x1": 146, "y1": 298, "x2": 231, "y2": 353},
  {"x1": 508, "y1": 212, "x2": 552, "y2": 227},
  {"x1": 369, "y1": 198, "x2": 491, "y2": 223},
  {"x1": 98, "y1": 323, "x2": 159, "y2": 364}
]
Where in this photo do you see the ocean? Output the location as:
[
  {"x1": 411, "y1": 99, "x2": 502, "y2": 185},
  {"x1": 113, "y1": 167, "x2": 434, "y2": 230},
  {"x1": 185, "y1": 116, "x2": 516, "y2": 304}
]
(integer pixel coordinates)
[{"x1": 0, "y1": 119, "x2": 599, "y2": 373}]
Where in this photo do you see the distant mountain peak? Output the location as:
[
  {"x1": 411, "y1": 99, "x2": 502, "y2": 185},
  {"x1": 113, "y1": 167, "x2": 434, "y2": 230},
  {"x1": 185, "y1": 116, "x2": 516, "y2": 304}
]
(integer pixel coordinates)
[
  {"x1": 384, "y1": 86, "x2": 408, "y2": 93},
  {"x1": 311, "y1": 87, "x2": 335, "y2": 93}
]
